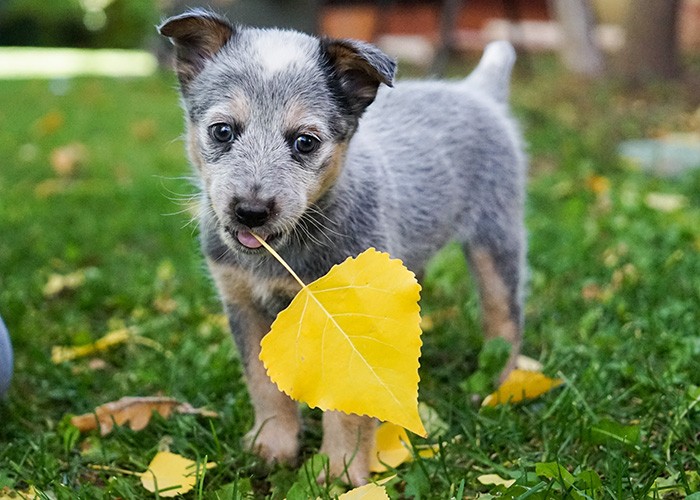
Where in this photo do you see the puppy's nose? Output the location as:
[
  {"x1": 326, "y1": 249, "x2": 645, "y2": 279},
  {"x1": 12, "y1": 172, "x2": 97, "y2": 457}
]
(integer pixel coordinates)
[{"x1": 234, "y1": 201, "x2": 271, "y2": 228}]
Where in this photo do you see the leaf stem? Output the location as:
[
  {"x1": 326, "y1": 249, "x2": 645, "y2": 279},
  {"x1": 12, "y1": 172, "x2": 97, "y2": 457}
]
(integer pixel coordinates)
[{"x1": 251, "y1": 233, "x2": 306, "y2": 289}]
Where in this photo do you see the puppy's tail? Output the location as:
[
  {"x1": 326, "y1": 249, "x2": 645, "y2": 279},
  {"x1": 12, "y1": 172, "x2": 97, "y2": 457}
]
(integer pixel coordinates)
[{"x1": 463, "y1": 41, "x2": 516, "y2": 103}]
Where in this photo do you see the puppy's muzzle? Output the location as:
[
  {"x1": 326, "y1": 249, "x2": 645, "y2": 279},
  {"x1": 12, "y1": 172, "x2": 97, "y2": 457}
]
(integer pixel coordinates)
[{"x1": 232, "y1": 199, "x2": 275, "y2": 228}]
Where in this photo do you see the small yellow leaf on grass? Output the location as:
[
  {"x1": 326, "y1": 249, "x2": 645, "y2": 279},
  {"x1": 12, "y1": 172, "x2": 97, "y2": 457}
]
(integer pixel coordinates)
[
  {"x1": 0, "y1": 486, "x2": 41, "y2": 499},
  {"x1": 52, "y1": 327, "x2": 167, "y2": 363},
  {"x1": 482, "y1": 369, "x2": 564, "y2": 407},
  {"x1": 43, "y1": 270, "x2": 88, "y2": 297},
  {"x1": 140, "y1": 451, "x2": 216, "y2": 497},
  {"x1": 52, "y1": 328, "x2": 132, "y2": 363},
  {"x1": 339, "y1": 483, "x2": 390, "y2": 500},
  {"x1": 260, "y1": 247, "x2": 426, "y2": 436},
  {"x1": 71, "y1": 396, "x2": 218, "y2": 435},
  {"x1": 370, "y1": 422, "x2": 412, "y2": 472},
  {"x1": 477, "y1": 473, "x2": 516, "y2": 488},
  {"x1": 370, "y1": 422, "x2": 439, "y2": 472}
]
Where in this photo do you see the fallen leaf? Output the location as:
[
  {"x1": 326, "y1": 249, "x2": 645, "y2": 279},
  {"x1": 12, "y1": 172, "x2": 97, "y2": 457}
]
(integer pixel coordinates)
[
  {"x1": 33, "y1": 110, "x2": 64, "y2": 135},
  {"x1": 259, "y1": 246, "x2": 426, "y2": 436},
  {"x1": 482, "y1": 369, "x2": 564, "y2": 407},
  {"x1": 418, "y1": 402, "x2": 449, "y2": 436},
  {"x1": 0, "y1": 486, "x2": 44, "y2": 499},
  {"x1": 369, "y1": 423, "x2": 412, "y2": 472},
  {"x1": 338, "y1": 482, "x2": 390, "y2": 500},
  {"x1": 71, "y1": 396, "x2": 218, "y2": 435},
  {"x1": 140, "y1": 451, "x2": 216, "y2": 497},
  {"x1": 52, "y1": 327, "x2": 168, "y2": 363},
  {"x1": 586, "y1": 175, "x2": 610, "y2": 195},
  {"x1": 43, "y1": 269, "x2": 88, "y2": 297},
  {"x1": 52, "y1": 328, "x2": 132, "y2": 363},
  {"x1": 49, "y1": 142, "x2": 87, "y2": 177},
  {"x1": 477, "y1": 473, "x2": 516, "y2": 488},
  {"x1": 644, "y1": 192, "x2": 687, "y2": 212}
]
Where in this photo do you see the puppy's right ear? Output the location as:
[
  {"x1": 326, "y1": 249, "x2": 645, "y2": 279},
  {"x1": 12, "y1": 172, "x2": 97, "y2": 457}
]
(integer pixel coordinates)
[{"x1": 158, "y1": 9, "x2": 234, "y2": 88}]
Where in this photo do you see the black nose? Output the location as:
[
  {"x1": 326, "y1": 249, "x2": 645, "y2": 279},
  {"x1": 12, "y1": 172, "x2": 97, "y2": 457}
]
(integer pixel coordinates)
[{"x1": 234, "y1": 201, "x2": 271, "y2": 228}]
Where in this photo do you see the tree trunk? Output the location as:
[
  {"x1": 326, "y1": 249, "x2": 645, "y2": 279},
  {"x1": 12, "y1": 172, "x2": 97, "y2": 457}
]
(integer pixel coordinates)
[
  {"x1": 619, "y1": 0, "x2": 681, "y2": 81},
  {"x1": 550, "y1": 0, "x2": 605, "y2": 76}
]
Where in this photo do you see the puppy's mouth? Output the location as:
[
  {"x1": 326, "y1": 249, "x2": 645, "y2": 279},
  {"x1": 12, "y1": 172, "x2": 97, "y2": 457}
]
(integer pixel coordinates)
[
  {"x1": 236, "y1": 229, "x2": 265, "y2": 249},
  {"x1": 224, "y1": 226, "x2": 279, "y2": 251}
]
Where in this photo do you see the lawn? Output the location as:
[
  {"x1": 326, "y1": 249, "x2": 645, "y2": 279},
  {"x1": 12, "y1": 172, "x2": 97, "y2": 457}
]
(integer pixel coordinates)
[{"x1": 0, "y1": 55, "x2": 699, "y2": 498}]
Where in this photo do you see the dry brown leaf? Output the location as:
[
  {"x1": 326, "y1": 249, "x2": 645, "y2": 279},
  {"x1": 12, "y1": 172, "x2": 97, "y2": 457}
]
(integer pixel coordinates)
[
  {"x1": 71, "y1": 396, "x2": 218, "y2": 435},
  {"x1": 50, "y1": 142, "x2": 87, "y2": 177}
]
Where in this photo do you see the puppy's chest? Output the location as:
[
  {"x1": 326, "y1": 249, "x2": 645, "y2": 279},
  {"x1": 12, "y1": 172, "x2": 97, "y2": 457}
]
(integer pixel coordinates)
[
  {"x1": 208, "y1": 259, "x2": 299, "y2": 318},
  {"x1": 248, "y1": 277, "x2": 298, "y2": 317}
]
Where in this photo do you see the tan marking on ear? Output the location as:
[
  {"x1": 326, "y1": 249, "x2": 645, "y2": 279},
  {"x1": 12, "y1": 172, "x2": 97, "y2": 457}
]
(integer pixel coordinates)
[
  {"x1": 308, "y1": 142, "x2": 348, "y2": 205},
  {"x1": 470, "y1": 249, "x2": 519, "y2": 346}
]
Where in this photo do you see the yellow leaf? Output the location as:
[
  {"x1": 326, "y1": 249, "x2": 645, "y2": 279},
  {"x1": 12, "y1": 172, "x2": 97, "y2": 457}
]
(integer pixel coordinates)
[
  {"x1": 369, "y1": 422, "x2": 412, "y2": 472},
  {"x1": 43, "y1": 270, "x2": 88, "y2": 297},
  {"x1": 339, "y1": 482, "x2": 390, "y2": 500},
  {"x1": 139, "y1": 451, "x2": 216, "y2": 497},
  {"x1": 0, "y1": 486, "x2": 41, "y2": 499},
  {"x1": 70, "y1": 396, "x2": 218, "y2": 435},
  {"x1": 477, "y1": 473, "x2": 516, "y2": 487},
  {"x1": 52, "y1": 328, "x2": 133, "y2": 363},
  {"x1": 52, "y1": 327, "x2": 168, "y2": 363},
  {"x1": 482, "y1": 369, "x2": 564, "y2": 407},
  {"x1": 259, "y1": 247, "x2": 426, "y2": 436}
]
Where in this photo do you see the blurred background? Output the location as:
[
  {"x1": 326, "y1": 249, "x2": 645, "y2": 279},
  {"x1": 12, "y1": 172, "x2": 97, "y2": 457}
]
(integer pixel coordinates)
[{"x1": 0, "y1": 0, "x2": 699, "y2": 78}]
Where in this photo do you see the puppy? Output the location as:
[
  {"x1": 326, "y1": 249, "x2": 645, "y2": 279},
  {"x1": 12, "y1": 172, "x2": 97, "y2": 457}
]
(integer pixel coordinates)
[{"x1": 159, "y1": 9, "x2": 526, "y2": 486}]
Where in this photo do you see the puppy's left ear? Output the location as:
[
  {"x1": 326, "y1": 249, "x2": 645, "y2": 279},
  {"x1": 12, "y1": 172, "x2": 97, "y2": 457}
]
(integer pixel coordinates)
[
  {"x1": 159, "y1": 9, "x2": 234, "y2": 89},
  {"x1": 322, "y1": 38, "x2": 396, "y2": 116}
]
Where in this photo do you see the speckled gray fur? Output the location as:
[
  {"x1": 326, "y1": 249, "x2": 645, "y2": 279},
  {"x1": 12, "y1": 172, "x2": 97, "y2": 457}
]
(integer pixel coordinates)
[{"x1": 160, "y1": 9, "x2": 526, "y2": 486}]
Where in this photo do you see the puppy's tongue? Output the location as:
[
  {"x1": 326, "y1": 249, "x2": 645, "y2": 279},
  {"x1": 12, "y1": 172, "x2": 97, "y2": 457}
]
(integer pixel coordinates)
[{"x1": 237, "y1": 230, "x2": 263, "y2": 249}]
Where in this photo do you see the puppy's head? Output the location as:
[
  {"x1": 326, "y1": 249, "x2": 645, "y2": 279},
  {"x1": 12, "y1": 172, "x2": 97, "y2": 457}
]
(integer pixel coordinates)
[{"x1": 159, "y1": 10, "x2": 396, "y2": 253}]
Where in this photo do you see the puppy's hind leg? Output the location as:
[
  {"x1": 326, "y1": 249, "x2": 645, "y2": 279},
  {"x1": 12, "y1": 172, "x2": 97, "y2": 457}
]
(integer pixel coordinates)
[{"x1": 464, "y1": 219, "x2": 526, "y2": 380}]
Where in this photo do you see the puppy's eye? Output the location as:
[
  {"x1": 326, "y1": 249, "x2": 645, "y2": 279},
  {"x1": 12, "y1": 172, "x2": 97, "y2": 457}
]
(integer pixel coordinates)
[
  {"x1": 293, "y1": 134, "x2": 319, "y2": 155},
  {"x1": 209, "y1": 123, "x2": 235, "y2": 143}
]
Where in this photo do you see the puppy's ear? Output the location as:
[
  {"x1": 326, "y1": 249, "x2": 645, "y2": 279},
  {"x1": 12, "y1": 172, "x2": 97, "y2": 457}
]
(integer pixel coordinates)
[
  {"x1": 159, "y1": 9, "x2": 234, "y2": 88},
  {"x1": 322, "y1": 38, "x2": 396, "y2": 116}
]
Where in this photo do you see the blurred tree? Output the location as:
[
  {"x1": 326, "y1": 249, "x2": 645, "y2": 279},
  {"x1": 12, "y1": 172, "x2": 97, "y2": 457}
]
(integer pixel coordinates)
[
  {"x1": 0, "y1": 0, "x2": 158, "y2": 48},
  {"x1": 619, "y1": 0, "x2": 681, "y2": 81}
]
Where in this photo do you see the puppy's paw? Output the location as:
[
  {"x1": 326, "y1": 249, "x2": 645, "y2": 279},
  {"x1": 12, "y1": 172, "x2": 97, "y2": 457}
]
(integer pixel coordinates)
[
  {"x1": 317, "y1": 446, "x2": 370, "y2": 487},
  {"x1": 244, "y1": 420, "x2": 300, "y2": 465}
]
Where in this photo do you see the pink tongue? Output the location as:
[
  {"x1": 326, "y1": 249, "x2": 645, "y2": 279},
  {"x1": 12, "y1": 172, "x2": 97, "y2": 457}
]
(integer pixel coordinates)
[{"x1": 237, "y1": 230, "x2": 263, "y2": 249}]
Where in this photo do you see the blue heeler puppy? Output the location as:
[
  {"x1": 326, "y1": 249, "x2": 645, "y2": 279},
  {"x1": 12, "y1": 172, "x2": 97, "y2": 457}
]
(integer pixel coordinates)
[{"x1": 159, "y1": 9, "x2": 526, "y2": 486}]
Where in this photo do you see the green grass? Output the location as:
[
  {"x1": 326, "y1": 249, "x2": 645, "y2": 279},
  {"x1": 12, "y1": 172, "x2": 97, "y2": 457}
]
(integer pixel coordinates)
[{"x1": 0, "y1": 58, "x2": 699, "y2": 499}]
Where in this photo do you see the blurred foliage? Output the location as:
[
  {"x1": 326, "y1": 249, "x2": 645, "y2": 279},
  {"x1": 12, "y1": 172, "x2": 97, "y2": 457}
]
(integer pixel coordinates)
[{"x1": 0, "y1": 0, "x2": 159, "y2": 49}]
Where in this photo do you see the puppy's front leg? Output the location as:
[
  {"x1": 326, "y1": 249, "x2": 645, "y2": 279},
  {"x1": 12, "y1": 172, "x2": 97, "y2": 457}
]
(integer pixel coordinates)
[
  {"x1": 209, "y1": 261, "x2": 301, "y2": 464},
  {"x1": 226, "y1": 302, "x2": 301, "y2": 465},
  {"x1": 319, "y1": 411, "x2": 375, "y2": 487}
]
